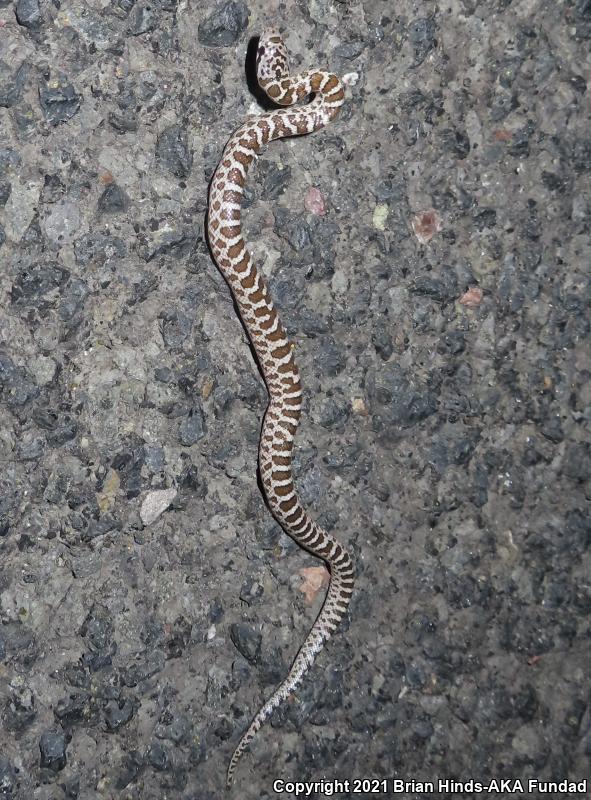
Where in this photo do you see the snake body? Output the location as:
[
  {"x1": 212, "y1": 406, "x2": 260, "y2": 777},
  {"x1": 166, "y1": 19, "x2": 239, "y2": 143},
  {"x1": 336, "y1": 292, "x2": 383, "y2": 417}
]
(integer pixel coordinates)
[{"x1": 207, "y1": 29, "x2": 354, "y2": 786}]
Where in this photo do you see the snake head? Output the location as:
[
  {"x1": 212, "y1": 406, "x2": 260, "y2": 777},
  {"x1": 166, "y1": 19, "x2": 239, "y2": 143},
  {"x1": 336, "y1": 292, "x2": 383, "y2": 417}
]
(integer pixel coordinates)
[{"x1": 257, "y1": 28, "x2": 290, "y2": 84}]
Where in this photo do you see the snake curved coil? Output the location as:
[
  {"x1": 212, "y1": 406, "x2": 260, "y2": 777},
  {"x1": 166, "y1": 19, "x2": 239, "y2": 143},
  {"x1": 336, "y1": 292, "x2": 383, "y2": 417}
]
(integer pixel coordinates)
[{"x1": 207, "y1": 28, "x2": 355, "y2": 787}]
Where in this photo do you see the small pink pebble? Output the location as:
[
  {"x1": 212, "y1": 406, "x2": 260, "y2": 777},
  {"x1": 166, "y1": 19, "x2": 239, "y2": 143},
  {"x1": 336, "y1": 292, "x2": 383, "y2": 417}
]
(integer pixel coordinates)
[
  {"x1": 459, "y1": 286, "x2": 483, "y2": 307},
  {"x1": 411, "y1": 210, "x2": 443, "y2": 243},
  {"x1": 304, "y1": 186, "x2": 326, "y2": 216}
]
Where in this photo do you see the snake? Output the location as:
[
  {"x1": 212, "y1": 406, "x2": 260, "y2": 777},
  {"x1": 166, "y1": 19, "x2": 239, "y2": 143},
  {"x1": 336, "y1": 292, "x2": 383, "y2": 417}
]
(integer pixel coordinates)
[{"x1": 207, "y1": 28, "x2": 355, "y2": 786}]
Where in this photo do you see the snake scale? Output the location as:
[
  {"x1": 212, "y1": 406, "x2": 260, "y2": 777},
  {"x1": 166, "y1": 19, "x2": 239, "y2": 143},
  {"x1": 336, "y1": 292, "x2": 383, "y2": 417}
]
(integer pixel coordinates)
[{"x1": 207, "y1": 28, "x2": 355, "y2": 786}]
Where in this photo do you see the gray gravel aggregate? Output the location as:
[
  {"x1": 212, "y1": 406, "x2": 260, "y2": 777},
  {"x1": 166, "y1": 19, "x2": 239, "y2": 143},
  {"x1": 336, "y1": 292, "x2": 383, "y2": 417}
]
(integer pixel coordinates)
[{"x1": 0, "y1": 0, "x2": 590, "y2": 797}]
